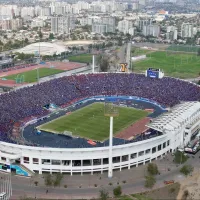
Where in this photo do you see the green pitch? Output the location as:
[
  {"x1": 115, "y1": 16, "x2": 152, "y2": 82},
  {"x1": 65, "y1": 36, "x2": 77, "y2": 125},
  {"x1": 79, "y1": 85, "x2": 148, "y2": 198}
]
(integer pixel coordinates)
[
  {"x1": 5, "y1": 68, "x2": 64, "y2": 83},
  {"x1": 68, "y1": 54, "x2": 92, "y2": 63},
  {"x1": 133, "y1": 51, "x2": 200, "y2": 79},
  {"x1": 38, "y1": 103, "x2": 148, "y2": 141},
  {"x1": 166, "y1": 45, "x2": 199, "y2": 53}
]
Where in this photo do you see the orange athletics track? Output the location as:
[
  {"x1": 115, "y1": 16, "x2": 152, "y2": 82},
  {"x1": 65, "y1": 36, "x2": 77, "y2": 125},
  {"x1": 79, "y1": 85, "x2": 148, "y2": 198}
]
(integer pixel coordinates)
[
  {"x1": 0, "y1": 61, "x2": 85, "y2": 87},
  {"x1": 116, "y1": 117, "x2": 151, "y2": 140}
]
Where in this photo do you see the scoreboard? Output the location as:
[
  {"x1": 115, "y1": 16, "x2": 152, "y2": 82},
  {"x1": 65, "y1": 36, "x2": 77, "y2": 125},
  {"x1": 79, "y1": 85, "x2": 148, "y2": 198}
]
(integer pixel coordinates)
[{"x1": 145, "y1": 68, "x2": 164, "y2": 79}]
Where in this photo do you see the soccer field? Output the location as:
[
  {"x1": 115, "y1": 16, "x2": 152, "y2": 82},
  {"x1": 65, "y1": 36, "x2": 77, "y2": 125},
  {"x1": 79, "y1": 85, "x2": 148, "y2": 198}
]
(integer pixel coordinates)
[
  {"x1": 39, "y1": 103, "x2": 148, "y2": 141},
  {"x1": 68, "y1": 54, "x2": 92, "y2": 63},
  {"x1": 5, "y1": 68, "x2": 64, "y2": 83},
  {"x1": 133, "y1": 51, "x2": 200, "y2": 79},
  {"x1": 166, "y1": 45, "x2": 199, "y2": 53}
]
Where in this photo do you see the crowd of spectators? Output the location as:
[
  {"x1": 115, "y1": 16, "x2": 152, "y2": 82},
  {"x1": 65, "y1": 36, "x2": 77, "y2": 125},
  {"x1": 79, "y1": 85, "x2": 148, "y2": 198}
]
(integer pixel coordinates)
[{"x1": 0, "y1": 73, "x2": 199, "y2": 146}]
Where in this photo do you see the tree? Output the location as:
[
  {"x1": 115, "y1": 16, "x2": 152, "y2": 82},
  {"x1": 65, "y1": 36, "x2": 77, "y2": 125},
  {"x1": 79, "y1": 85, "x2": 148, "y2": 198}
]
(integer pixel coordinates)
[
  {"x1": 24, "y1": 38, "x2": 29, "y2": 44},
  {"x1": 99, "y1": 189, "x2": 109, "y2": 200},
  {"x1": 44, "y1": 174, "x2": 53, "y2": 186},
  {"x1": 118, "y1": 38, "x2": 123, "y2": 46},
  {"x1": 198, "y1": 48, "x2": 200, "y2": 56},
  {"x1": 113, "y1": 186, "x2": 122, "y2": 197},
  {"x1": 49, "y1": 33, "x2": 54, "y2": 40},
  {"x1": 180, "y1": 165, "x2": 193, "y2": 176},
  {"x1": 145, "y1": 175, "x2": 156, "y2": 188},
  {"x1": 96, "y1": 54, "x2": 110, "y2": 72},
  {"x1": 53, "y1": 173, "x2": 63, "y2": 187},
  {"x1": 174, "y1": 151, "x2": 188, "y2": 164},
  {"x1": 38, "y1": 30, "x2": 43, "y2": 39},
  {"x1": 147, "y1": 163, "x2": 159, "y2": 175}
]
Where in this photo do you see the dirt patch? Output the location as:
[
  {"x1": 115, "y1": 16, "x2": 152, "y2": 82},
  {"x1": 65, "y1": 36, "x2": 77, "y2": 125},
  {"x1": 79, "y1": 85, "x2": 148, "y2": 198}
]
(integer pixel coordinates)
[
  {"x1": 132, "y1": 183, "x2": 180, "y2": 200},
  {"x1": 177, "y1": 168, "x2": 200, "y2": 200}
]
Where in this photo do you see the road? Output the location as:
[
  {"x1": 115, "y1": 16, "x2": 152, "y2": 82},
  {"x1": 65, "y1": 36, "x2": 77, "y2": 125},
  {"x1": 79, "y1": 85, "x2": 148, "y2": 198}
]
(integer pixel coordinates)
[{"x1": 7, "y1": 151, "x2": 200, "y2": 199}]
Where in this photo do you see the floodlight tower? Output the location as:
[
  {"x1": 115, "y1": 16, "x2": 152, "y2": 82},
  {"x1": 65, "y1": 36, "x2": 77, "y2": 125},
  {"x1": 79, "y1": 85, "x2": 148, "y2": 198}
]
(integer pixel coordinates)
[
  {"x1": 92, "y1": 54, "x2": 95, "y2": 73},
  {"x1": 104, "y1": 102, "x2": 119, "y2": 178}
]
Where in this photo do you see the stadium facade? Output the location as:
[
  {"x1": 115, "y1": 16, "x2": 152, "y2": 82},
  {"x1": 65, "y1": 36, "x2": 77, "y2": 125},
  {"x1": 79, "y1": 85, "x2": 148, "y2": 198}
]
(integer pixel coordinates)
[{"x1": 0, "y1": 73, "x2": 200, "y2": 176}]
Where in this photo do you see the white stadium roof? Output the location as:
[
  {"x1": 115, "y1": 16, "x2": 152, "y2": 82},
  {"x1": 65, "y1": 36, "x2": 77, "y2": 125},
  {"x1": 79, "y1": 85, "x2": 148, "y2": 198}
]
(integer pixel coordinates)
[
  {"x1": 15, "y1": 42, "x2": 69, "y2": 56},
  {"x1": 147, "y1": 101, "x2": 200, "y2": 132}
]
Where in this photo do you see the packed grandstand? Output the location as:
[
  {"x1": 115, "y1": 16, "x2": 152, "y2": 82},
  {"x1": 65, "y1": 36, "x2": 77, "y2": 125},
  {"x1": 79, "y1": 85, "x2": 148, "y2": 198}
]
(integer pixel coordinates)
[{"x1": 0, "y1": 73, "x2": 200, "y2": 148}]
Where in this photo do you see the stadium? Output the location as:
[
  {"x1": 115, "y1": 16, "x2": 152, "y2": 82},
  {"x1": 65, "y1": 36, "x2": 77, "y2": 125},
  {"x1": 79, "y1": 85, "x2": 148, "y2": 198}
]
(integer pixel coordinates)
[{"x1": 0, "y1": 72, "x2": 200, "y2": 176}]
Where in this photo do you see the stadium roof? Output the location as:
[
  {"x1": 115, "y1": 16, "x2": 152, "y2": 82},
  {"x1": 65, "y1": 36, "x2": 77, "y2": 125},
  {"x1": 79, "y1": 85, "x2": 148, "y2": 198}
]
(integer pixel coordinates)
[
  {"x1": 15, "y1": 42, "x2": 70, "y2": 56},
  {"x1": 147, "y1": 101, "x2": 200, "y2": 132}
]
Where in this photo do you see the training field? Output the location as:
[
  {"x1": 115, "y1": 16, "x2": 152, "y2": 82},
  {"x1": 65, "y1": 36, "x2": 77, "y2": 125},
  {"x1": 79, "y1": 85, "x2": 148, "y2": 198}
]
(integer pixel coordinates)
[
  {"x1": 4, "y1": 68, "x2": 64, "y2": 83},
  {"x1": 133, "y1": 51, "x2": 200, "y2": 78},
  {"x1": 166, "y1": 45, "x2": 199, "y2": 53},
  {"x1": 39, "y1": 103, "x2": 148, "y2": 141},
  {"x1": 68, "y1": 54, "x2": 92, "y2": 63}
]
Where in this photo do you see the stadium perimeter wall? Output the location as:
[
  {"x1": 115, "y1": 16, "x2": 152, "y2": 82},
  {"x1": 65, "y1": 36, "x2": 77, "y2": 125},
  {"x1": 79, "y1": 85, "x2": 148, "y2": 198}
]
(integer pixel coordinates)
[{"x1": 0, "y1": 134, "x2": 171, "y2": 175}]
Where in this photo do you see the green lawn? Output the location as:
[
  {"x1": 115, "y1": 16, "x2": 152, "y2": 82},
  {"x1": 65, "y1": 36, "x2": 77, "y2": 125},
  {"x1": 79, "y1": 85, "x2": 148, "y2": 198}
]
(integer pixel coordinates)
[
  {"x1": 167, "y1": 44, "x2": 199, "y2": 53},
  {"x1": 38, "y1": 103, "x2": 148, "y2": 141},
  {"x1": 68, "y1": 54, "x2": 92, "y2": 63},
  {"x1": 133, "y1": 51, "x2": 200, "y2": 79},
  {"x1": 132, "y1": 48, "x2": 152, "y2": 57},
  {"x1": 4, "y1": 68, "x2": 64, "y2": 83}
]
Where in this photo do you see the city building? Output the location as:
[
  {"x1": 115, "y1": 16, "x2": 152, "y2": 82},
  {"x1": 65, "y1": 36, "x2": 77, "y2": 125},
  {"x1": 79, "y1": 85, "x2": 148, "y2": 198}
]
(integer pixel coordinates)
[
  {"x1": 92, "y1": 17, "x2": 115, "y2": 34},
  {"x1": 31, "y1": 18, "x2": 45, "y2": 28},
  {"x1": 11, "y1": 18, "x2": 23, "y2": 31},
  {"x1": 181, "y1": 23, "x2": 194, "y2": 38},
  {"x1": 92, "y1": 24, "x2": 107, "y2": 34},
  {"x1": 136, "y1": 18, "x2": 153, "y2": 30},
  {"x1": 166, "y1": 26, "x2": 178, "y2": 40},
  {"x1": 117, "y1": 20, "x2": 133, "y2": 35},
  {"x1": 142, "y1": 24, "x2": 160, "y2": 37},
  {"x1": 51, "y1": 15, "x2": 75, "y2": 34}
]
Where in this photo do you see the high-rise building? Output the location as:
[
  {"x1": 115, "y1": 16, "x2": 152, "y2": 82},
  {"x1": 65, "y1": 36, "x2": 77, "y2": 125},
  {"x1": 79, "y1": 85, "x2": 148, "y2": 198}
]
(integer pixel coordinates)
[
  {"x1": 92, "y1": 24, "x2": 107, "y2": 34},
  {"x1": 92, "y1": 17, "x2": 115, "y2": 34},
  {"x1": 142, "y1": 24, "x2": 160, "y2": 37},
  {"x1": 136, "y1": 18, "x2": 153, "y2": 30},
  {"x1": 166, "y1": 26, "x2": 178, "y2": 40},
  {"x1": 51, "y1": 15, "x2": 75, "y2": 34},
  {"x1": 117, "y1": 20, "x2": 133, "y2": 35},
  {"x1": 11, "y1": 18, "x2": 23, "y2": 30},
  {"x1": 181, "y1": 23, "x2": 194, "y2": 38}
]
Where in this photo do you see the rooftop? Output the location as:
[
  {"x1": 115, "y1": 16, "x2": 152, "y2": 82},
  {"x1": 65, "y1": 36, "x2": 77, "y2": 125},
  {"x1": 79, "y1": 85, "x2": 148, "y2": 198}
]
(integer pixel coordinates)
[{"x1": 147, "y1": 101, "x2": 200, "y2": 132}]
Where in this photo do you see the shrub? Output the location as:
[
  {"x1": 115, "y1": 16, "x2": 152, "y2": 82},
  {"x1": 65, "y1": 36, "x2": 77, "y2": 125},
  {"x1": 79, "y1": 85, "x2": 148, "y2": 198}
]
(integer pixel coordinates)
[
  {"x1": 53, "y1": 173, "x2": 63, "y2": 187},
  {"x1": 64, "y1": 184, "x2": 67, "y2": 188},
  {"x1": 34, "y1": 181, "x2": 38, "y2": 186},
  {"x1": 44, "y1": 174, "x2": 53, "y2": 186},
  {"x1": 180, "y1": 165, "x2": 193, "y2": 176},
  {"x1": 182, "y1": 190, "x2": 189, "y2": 200},
  {"x1": 113, "y1": 186, "x2": 122, "y2": 197},
  {"x1": 147, "y1": 163, "x2": 158, "y2": 175},
  {"x1": 122, "y1": 180, "x2": 126, "y2": 184},
  {"x1": 144, "y1": 175, "x2": 156, "y2": 188},
  {"x1": 174, "y1": 151, "x2": 188, "y2": 164},
  {"x1": 99, "y1": 189, "x2": 109, "y2": 200},
  {"x1": 170, "y1": 187, "x2": 175, "y2": 193}
]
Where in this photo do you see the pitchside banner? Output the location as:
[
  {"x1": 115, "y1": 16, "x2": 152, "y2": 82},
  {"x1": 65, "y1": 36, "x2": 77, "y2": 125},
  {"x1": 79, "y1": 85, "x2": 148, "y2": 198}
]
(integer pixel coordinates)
[{"x1": 147, "y1": 68, "x2": 160, "y2": 78}]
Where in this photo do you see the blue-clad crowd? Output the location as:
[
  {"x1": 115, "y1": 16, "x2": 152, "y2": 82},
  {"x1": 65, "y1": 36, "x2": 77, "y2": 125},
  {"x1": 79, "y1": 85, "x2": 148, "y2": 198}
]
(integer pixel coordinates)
[{"x1": 0, "y1": 73, "x2": 199, "y2": 145}]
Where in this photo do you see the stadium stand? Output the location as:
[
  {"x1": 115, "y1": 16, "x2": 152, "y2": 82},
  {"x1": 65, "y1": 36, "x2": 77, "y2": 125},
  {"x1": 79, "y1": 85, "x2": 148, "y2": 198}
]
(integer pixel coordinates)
[{"x1": 0, "y1": 73, "x2": 199, "y2": 147}]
